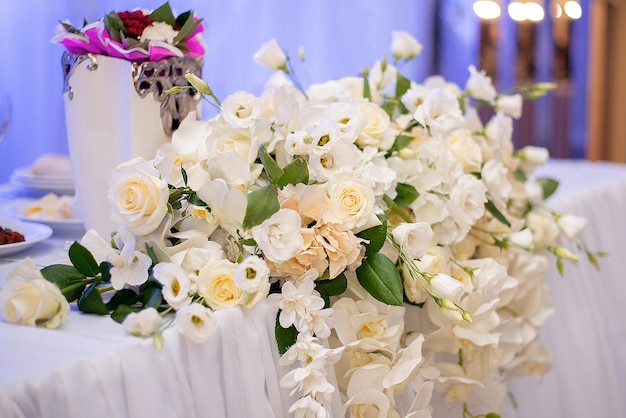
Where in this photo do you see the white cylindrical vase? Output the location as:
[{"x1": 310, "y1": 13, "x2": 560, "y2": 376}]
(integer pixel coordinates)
[{"x1": 62, "y1": 53, "x2": 202, "y2": 238}]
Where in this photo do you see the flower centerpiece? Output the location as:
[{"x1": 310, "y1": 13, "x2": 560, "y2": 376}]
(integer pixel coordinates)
[
  {"x1": 52, "y1": 2, "x2": 205, "y2": 62},
  {"x1": 52, "y1": 2, "x2": 206, "y2": 238},
  {"x1": 1, "y1": 31, "x2": 602, "y2": 417}
]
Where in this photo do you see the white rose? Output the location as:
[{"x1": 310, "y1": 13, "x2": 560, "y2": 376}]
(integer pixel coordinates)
[
  {"x1": 465, "y1": 65, "x2": 497, "y2": 103},
  {"x1": 197, "y1": 259, "x2": 242, "y2": 310},
  {"x1": 235, "y1": 255, "x2": 270, "y2": 293},
  {"x1": 109, "y1": 157, "x2": 169, "y2": 236},
  {"x1": 391, "y1": 30, "x2": 423, "y2": 62},
  {"x1": 518, "y1": 145, "x2": 549, "y2": 172},
  {"x1": 152, "y1": 262, "x2": 192, "y2": 309},
  {"x1": 0, "y1": 258, "x2": 70, "y2": 329},
  {"x1": 446, "y1": 129, "x2": 483, "y2": 173},
  {"x1": 430, "y1": 273, "x2": 465, "y2": 303},
  {"x1": 324, "y1": 100, "x2": 367, "y2": 143},
  {"x1": 496, "y1": 93, "x2": 523, "y2": 119},
  {"x1": 251, "y1": 209, "x2": 304, "y2": 263},
  {"x1": 481, "y1": 159, "x2": 511, "y2": 209},
  {"x1": 140, "y1": 21, "x2": 178, "y2": 44},
  {"x1": 557, "y1": 213, "x2": 586, "y2": 241},
  {"x1": 401, "y1": 83, "x2": 429, "y2": 113},
  {"x1": 446, "y1": 174, "x2": 487, "y2": 227},
  {"x1": 527, "y1": 210, "x2": 560, "y2": 247},
  {"x1": 253, "y1": 38, "x2": 287, "y2": 71},
  {"x1": 391, "y1": 222, "x2": 433, "y2": 260},
  {"x1": 175, "y1": 303, "x2": 218, "y2": 343},
  {"x1": 413, "y1": 88, "x2": 464, "y2": 140},
  {"x1": 122, "y1": 307, "x2": 162, "y2": 337},
  {"x1": 220, "y1": 91, "x2": 263, "y2": 129}
]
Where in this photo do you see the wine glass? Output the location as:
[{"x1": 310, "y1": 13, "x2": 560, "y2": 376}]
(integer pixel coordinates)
[{"x1": 0, "y1": 94, "x2": 12, "y2": 143}]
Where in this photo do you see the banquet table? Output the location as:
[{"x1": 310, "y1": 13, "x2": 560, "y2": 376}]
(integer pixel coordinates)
[{"x1": 1, "y1": 159, "x2": 626, "y2": 418}]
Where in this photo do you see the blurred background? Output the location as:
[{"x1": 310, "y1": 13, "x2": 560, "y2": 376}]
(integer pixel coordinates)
[{"x1": 1, "y1": 0, "x2": 624, "y2": 183}]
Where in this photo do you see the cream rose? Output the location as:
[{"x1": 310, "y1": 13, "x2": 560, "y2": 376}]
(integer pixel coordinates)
[
  {"x1": 197, "y1": 259, "x2": 242, "y2": 309},
  {"x1": 325, "y1": 177, "x2": 378, "y2": 232},
  {"x1": 109, "y1": 157, "x2": 169, "y2": 236},
  {"x1": 0, "y1": 258, "x2": 70, "y2": 329},
  {"x1": 446, "y1": 130, "x2": 483, "y2": 173},
  {"x1": 356, "y1": 101, "x2": 392, "y2": 148}
]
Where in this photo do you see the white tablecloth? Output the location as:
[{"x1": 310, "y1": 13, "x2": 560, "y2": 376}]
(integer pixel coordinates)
[
  {"x1": 1, "y1": 159, "x2": 626, "y2": 418},
  {"x1": 506, "y1": 159, "x2": 626, "y2": 417},
  {"x1": 0, "y1": 231, "x2": 309, "y2": 417}
]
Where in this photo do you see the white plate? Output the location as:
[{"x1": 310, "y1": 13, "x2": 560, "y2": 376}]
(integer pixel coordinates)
[
  {"x1": 0, "y1": 219, "x2": 53, "y2": 257},
  {"x1": 10, "y1": 167, "x2": 75, "y2": 195},
  {"x1": 5, "y1": 201, "x2": 85, "y2": 234}
]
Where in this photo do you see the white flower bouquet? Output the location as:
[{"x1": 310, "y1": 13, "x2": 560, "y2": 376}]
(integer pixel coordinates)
[{"x1": 1, "y1": 31, "x2": 602, "y2": 417}]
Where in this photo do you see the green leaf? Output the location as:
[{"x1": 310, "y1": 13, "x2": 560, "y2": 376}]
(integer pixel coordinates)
[
  {"x1": 188, "y1": 192, "x2": 207, "y2": 207},
  {"x1": 40, "y1": 264, "x2": 85, "y2": 288},
  {"x1": 394, "y1": 183, "x2": 419, "y2": 207},
  {"x1": 175, "y1": 10, "x2": 192, "y2": 28},
  {"x1": 150, "y1": 2, "x2": 176, "y2": 26},
  {"x1": 395, "y1": 72, "x2": 411, "y2": 99},
  {"x1": 99, "y1": 261, "x2": 112, "y2": 283},
  {"x1": 275, "y1": 311, "x2": 298, "y2": 355},
  {"x1": 277, "y1": 158, "x2": 309, "y2": 188},
  {"x1": 486, "y1": 414, "x2": 501, "y2": 418},
  {"x1": 68, "y1": 241, "x2": 100, "y2": 277},
  {"x1": 356, "y1": 253, "x2": 403, "y2": 306},
  {"x1": 111, "y1": 304, "x2": 142, "y2": 324},
  {"x1": 513, "y1": 167, "x2": 527, "y2": 183},
  {"x1": 259, "y1": 144, "x2": 284, "y2": 183},
  {"x1": 386, "y1": 134, "x2": 413, "y2": 156},
  {"x1": 538, "y1": 177, "x2": 559, "y2": 200},
  {"x1": 242, "y1": 183, "x2": 280, "y2": 230},
  {"x1": 173, "y1": 16, "x2": 203, "y2": 44},
  {"x1": 106, "y1": 289, "x2": 139, "y2": 310},
  {"x1": 556, "y1": 258, "x2": 564, "y2": 277},
  {"x1": 485, "y1": 200, "x2": 511, "y2": 227},
  {"x1": 239, "y1": 238, "x2": 257, "y2": 246},
  {"x1": 41, "y1": 264, "x2": 92, "y2": 302},
  {"x1": 362, "y1": 73, "x2": 372, "y2": 101},
  {"x1": 141, "y1": 286, "x2": 163, "y2": 309},
  {"x1": 380, "y1": 100, "x2": 397, "y2": 117},
  {"x1": 315, "y1": 274, "x2": 348, "y2": 297},
  {"x1": 103, "y1": 11, "x2": 124, "y2": 42},
  {"x1": 77, "y1": 282, "x2": 109, "y2": 315},
  {"x1": 357, "y1": 214, "x2": 387, "y2": 255}
]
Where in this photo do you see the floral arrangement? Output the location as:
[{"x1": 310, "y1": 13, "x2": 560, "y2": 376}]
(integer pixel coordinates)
[
  {"x1": 1, "y1": 31, "x2": 602, "y2": 417},
  {"x1": 51, "y1": 2, "x2": 206, "y2": 62}
]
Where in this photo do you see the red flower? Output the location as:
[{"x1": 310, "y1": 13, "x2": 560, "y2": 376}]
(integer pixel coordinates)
[{"x1": 117, "y1": 10, "x2": 154, "y2": 39}]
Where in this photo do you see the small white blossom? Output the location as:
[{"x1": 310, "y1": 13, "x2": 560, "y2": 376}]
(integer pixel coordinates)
[
  {"x1": 253, "y1": 38, "x2": 287, "y2": 71},
  {"x1": 175, "y1": 303, "x2": 218, "y2": 343},
  {"x1": 123, "y1": 308, "x2": 162, "y2": 337},
  {"x1": 391, "y1": 30, "x2": 423, "y2": 62},
  {"x1": 234, "y1": 255, "x2": 270, "y2": 293},
  {"x1": 153, "y1": 262, "x2": 192, "y2": 309}
]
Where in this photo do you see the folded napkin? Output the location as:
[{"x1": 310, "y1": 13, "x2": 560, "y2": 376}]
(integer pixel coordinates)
[{"x1": 31, "y1": 154, "x2": 72, "y2": 176}]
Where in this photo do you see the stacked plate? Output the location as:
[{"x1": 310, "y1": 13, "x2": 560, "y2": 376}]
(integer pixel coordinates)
[{"x1": 10, "y1": 166, "x2": 75, "y2": 196}]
